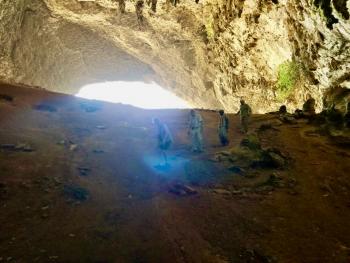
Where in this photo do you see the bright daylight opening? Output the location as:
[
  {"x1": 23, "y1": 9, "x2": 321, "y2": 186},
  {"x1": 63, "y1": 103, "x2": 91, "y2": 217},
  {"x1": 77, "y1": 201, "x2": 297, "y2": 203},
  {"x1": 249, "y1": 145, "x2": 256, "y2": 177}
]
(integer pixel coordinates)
[{"x1": 76, "y1": 81, "x2": 190, "y2": 109}]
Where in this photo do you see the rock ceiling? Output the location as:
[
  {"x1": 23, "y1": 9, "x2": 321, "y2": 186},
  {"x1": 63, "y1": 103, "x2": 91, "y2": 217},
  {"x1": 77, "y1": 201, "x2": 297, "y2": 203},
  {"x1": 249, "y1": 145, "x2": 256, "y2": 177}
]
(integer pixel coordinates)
[{"x1": 0, "y1": 0, "x2": 349, "y2": 112}]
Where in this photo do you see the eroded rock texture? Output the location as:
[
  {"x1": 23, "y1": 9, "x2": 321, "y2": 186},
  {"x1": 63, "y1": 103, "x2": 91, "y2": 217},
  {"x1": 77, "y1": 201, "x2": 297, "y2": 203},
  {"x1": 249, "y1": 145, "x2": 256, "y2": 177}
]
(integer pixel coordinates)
[{"x1": 0, "y1": 0, "x2": 349, "y2": 112}]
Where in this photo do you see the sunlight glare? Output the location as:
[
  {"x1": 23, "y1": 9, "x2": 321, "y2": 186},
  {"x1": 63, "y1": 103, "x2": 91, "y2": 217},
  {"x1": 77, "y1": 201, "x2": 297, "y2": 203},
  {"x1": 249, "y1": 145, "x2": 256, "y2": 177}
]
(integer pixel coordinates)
[{"x1": 76, "y1": 81, "x2": 189, "y2": 109}]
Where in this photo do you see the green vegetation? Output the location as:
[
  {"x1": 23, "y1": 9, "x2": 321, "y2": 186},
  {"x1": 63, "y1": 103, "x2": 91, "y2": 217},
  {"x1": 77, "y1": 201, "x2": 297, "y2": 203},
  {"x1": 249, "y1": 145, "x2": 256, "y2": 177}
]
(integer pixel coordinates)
[
  {"x1": 276, "y1": 60, "x2": 301, "y2": 102},
  {"x1": 205, "y1": 14, "x2": 215, "y2": 41}
]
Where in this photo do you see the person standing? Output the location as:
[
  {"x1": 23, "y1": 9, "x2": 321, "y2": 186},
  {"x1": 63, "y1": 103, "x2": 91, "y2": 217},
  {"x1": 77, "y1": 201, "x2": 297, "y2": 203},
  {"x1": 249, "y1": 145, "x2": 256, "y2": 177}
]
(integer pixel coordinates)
[
  {"x1": 302, "y1": 97, "x2": 316, "y2": 116},
  {"x1": 344, "y1": 101, "x2": 350, "y2": 128},
  {"x1": 151, "y1": 0, "x2": 157, "y2": 12},
  {"x1": 119, "y1": 0, "x2": 126, "y2": 14},
  {"x1": 218, "y1": 110, "x2": 229, "y2": 146},
  {"x1": 239, "y1": 99, "x2": 252, "y2": 134},
  {"x1": 135, "y1": 0, "x2": 144, "y2": 28},
  {"x1": 153, "y1": 118, "x2": 173, "y2": 166},
  {"x1": 188, "y1": 110, "x2": 203, "y2": 152}
]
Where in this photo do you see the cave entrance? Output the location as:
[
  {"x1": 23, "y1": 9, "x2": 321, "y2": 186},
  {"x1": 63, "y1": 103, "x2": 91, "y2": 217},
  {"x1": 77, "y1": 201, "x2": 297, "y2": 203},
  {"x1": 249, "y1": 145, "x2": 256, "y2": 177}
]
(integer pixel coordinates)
[{"x1": 76, "y1": 81, "x2": 189, "y2": 109}]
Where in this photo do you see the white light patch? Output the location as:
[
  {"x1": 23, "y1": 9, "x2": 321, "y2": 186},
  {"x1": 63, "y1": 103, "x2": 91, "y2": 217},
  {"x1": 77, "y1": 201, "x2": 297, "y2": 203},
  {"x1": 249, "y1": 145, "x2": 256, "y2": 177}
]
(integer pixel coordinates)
[{"x1": 76, "y1": 81, "x2": 189, "y2": 109}]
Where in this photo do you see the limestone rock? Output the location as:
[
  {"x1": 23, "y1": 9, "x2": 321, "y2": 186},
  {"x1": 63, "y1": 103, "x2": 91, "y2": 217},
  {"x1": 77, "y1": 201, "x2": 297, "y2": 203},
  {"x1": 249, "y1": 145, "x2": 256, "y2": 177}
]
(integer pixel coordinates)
[{"x1": 0, "y1": 0, "x2": 349, "y2": 112}]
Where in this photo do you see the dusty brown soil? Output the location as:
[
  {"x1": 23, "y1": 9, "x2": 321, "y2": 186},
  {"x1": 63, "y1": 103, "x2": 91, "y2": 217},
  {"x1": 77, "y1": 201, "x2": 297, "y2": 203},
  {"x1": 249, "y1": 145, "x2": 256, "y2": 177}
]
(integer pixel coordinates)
[{"x1": 0, "y1": 83, "x2": 350, "y2": 263}]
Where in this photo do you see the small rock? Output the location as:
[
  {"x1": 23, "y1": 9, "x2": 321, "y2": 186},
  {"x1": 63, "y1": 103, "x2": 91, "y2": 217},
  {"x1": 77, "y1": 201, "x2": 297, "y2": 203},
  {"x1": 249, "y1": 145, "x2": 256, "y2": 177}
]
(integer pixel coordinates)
[
  {"x1": 20, "y1": 182, "x2": 31, "y2": 189},
  {"x1": 169, "y1": 188, "x2": 187, "y2": 196},
  {"x1": 258, "y1": 123, "x2": 274, "y2": 131},
  {"x1": 0, "y1": 144, "x2": 15, "y2": 150},
  {"x1": 5, "y1": 140, "x2": 32, "y2": 150},
  {"x1": 212, "y1": 189, "x2": 231, "y2": 195},
  {"x1": 169, "y1": 183, "x2": 197, "y2": 196},
  {"x1": 63, "y1": 185, "x2": 89, "y2": 201},
  {"x1": 41, "y1": 213, "x2": 49, "y2": 219},
  {"x1": 217, "y1": 151, "x2": 231, "y2": 156},
  {"x1": 288, "y1": 190, "x2": 299, "y2": 196},
  {"x1": 228, "y1": 166, "x2": 245, "y2": 175},
  {"x1": 53, "y1": 177, "x2": 61, "y2": 185},
  {"x1": 268, "y1": 152, "x2": 286, "y2": 168},
  {"x1": 181, "y1": 184, "x2": 197, "y2": 195},
  {"x1": 77, "y1": 167, "x2": 90, "y2": 176},
  {"x1": 208, "y1": 156, "x2": 220, "y2": 162},
  {"x1": 57, "y1": 140, "x2": 66, "y2": 145},
  {"x1": 33, "y1": 104, "x2": 57, "y2": 112},
  {"x1": 0, "y1": 94, "x2": 13, "y2": 102},
  {"x1": 15, "y1": 143, "x2": 34, "y2": 152},
  {"x1": 41, "y1": 206, "x2": 49, "y2": 210},
  {"x1": 69, "y1": 144, "x2": 78, "y2": 151},
  {"x1": 68, "y1": 233, "x2": 75, "y2": 238},
  {"x1": 280, "y1": 115, "x2": 296, "y2": 124},
  {"x1": 287, "y1": 177, "x2": 297, "y2": 188},
  {"x1": 240, "y1": 134, "x2": 261, "y2": 150}
]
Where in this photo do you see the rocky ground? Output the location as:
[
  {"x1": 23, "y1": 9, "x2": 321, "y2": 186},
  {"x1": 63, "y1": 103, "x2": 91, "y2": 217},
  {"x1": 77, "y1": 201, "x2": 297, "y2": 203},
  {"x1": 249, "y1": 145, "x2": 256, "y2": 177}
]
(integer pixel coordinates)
[{"x1": 0, "y1": 83, "x2": 350, "y2": 263}]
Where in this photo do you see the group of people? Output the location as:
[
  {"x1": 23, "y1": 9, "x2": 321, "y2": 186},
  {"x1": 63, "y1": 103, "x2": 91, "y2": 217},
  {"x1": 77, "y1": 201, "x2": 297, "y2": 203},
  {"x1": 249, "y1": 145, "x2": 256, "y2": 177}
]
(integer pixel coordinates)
[
  {"x1": 282, "y1": 96, "x2": 350, "y2": 129},
  {"x1": 153, "y1": 96, "x2": 350, "y2": 166},
  {"x1": 153, "y1": 99, "x2": 252, "y2": 165},
  {"x1": 113, "y1": 0, "x2": 199, "y2": 28}
]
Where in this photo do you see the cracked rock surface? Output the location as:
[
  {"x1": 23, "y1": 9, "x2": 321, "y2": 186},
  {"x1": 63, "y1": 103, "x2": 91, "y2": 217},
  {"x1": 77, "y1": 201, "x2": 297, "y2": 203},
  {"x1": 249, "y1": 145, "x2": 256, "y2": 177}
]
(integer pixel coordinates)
[{"x1": 0, "y1": 0, "x2": 349, "y2": 112}]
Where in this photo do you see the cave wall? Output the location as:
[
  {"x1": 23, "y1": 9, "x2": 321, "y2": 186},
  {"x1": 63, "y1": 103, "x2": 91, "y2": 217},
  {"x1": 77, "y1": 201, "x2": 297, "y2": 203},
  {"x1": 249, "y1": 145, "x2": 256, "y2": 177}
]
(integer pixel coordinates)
[
  {"x1": 204, "y1": 0, "x2": 294, "y2": 112},
  {"x1": 0, "y1": 0, "x2": 349, "y2": 112},
  {"x1": 287, "y1": 0, "x2": 350, "y2": 111},
  {"x1": 205, "y1": 0, "x2": 350, "y2": 112}
]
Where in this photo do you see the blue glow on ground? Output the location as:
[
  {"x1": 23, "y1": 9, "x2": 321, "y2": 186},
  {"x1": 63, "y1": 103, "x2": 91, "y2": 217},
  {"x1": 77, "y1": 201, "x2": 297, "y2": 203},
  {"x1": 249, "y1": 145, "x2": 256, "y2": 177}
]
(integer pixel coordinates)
[
  {"x1": 143, "y1": 154, "x2": 189, "y2": 175},
  {"x1": 76, "y1": 81, "x2": 189, "y2": 109}
]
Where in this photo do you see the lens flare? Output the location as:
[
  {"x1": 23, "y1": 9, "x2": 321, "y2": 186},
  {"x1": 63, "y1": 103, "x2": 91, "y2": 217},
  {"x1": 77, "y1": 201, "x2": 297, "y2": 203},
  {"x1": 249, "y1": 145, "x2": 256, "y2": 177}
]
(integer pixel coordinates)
[{"x1": 76, "y1": 81, "x2": 189, "y2": 109}]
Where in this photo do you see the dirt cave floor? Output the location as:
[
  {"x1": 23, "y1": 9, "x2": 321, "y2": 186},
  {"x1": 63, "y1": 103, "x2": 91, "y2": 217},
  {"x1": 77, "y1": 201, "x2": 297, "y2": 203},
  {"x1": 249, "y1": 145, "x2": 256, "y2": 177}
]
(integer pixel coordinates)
[{"x1": 0, "y1": 83, "x2": 350, "y2": 263}]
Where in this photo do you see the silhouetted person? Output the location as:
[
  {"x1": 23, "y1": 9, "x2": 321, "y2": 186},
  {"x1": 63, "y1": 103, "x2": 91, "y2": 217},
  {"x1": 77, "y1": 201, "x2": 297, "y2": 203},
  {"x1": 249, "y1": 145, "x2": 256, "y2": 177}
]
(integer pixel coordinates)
[
  {"x1": 344, "y1": 102, "x2": 350, "y2": 128},
  {"x1": 218, "y1": 110, "x2": 229, "y2": 146},
  {"x1": 135, "y1": 0, "x2": 144, "y2": 28},
  {"x1": 303, "y1": 97, "x2": 316, "y2": 116},
  {"x1": 171, "y1": 0, "x2": 179, "y2": 7},
  {"x1": 153, "y1": 118, "x2": 173, "y2": 166},
  {"x1": 238, "y1": 99, "x2": 252, "y2": 133},
  {"x1": 188, "y1": 110, "x2": 203, "y2": 152},
  {"x1": 119, "y1": 0, "x2": 126, "y2": 13},
  {"x1": 151, "y1": 0, "x2": 157, "y2": 12},
  {"x1": 279, "y1": 105, "x2": 287, "y2": 115}
]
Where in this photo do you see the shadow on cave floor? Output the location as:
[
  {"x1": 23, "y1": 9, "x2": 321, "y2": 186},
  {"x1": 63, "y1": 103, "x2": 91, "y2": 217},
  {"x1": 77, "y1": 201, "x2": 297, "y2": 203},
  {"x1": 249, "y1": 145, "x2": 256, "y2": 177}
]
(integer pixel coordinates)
[{"x1": 0, "y1": 83, "x2": 350, "y2": 263}]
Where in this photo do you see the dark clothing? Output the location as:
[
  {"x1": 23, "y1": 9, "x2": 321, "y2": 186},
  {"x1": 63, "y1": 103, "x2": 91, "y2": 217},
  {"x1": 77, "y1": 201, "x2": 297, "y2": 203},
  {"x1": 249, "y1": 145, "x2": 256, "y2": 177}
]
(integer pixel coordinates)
[
  {"x1": 303, "y1": 98, "x2": 316, "y2": 115},
  {"x1": 344, "y1": 112, "x2": 350, "y2": 128},
  {"x1": 151, "y1": 0, "x2": 157, "y2": 12},
  {"x1": 119, "y1": 0, "x2": 125, "y2": 13},
  {"x1": 135, "y1": 0, "x2": 144, "y2": 24},
  {"x1": 172, "y1": 0, "x2": 179, "y2": 7},
  {"x1": 218, "y1": 114, "x2": 229, "y2": 146}
]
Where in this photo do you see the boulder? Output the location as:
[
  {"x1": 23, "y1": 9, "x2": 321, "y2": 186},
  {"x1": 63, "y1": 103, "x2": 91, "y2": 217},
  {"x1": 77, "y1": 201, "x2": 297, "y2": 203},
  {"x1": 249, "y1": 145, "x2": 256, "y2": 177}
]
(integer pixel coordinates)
[{"x1": 240, "y1": 134, "x2": 261, "y2": 151}]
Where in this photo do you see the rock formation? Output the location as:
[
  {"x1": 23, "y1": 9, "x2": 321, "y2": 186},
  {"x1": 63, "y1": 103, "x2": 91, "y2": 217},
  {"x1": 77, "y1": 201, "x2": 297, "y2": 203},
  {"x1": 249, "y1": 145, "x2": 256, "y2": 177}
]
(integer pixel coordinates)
[{"x1": 0, "y1": 0, "x2": 349, "y2": 112}]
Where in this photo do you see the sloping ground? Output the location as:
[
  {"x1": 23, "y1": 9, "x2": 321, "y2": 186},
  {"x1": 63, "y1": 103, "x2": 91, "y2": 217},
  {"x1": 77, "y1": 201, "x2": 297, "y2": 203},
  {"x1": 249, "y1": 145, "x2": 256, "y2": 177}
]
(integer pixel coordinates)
[{"x1": 0, "y1": 83, "x2": 350, "y2": 263}]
